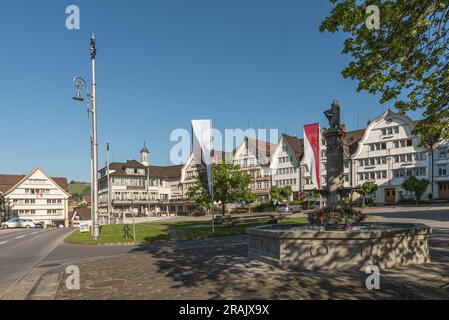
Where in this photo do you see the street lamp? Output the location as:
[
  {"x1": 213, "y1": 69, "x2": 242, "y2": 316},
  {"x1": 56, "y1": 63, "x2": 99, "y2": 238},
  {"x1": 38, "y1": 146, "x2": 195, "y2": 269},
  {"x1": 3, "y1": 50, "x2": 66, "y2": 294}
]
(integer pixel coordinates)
[{"x1": 72, "y1": 34, "x2": 100, "y2": 240}]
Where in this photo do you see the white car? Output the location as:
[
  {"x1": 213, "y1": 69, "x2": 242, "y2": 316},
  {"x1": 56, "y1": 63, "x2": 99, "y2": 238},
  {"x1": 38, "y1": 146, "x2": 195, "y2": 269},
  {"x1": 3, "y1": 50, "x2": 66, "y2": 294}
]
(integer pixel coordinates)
[{"x1": 1, "y1": 218, "x2": 35, "y2": 229}]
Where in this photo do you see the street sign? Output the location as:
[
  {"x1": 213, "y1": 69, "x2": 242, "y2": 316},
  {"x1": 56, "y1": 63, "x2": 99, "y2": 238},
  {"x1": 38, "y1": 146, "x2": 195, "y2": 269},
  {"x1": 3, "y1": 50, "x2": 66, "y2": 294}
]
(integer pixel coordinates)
[{"x1": 79, "y1": 221, "x2": 90, "y2": 233}]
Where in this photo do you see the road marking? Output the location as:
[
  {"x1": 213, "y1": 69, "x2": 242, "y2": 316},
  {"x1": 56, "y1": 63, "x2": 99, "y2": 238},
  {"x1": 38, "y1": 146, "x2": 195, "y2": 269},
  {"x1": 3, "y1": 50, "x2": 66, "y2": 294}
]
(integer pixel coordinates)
[
  {"x1": 0, "y1": 241, "x2": 7, "y2": 245},
  {"x1": 31, "y1": 231, "x2": 38, "y2": 235},
  {"x1": 16, "y1": 235, "x2": 26, "y2": 239}
]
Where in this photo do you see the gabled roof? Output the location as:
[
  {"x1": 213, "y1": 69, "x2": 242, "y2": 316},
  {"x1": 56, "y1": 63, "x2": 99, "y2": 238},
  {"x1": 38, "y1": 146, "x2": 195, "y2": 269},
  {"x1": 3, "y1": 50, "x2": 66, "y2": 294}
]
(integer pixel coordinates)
[
  {"x1": 0, "y1": 167, "x2": 69, "y2": 195},
  {"x1": 73, "y1": 207, "x2": 91, "y2": 221},
  {"x1": 282, "y1": 134, "x2": 304, "y2": 161},
  {"x1": 107, "y1": 161, "x2": 183, "y2": 180},
  {"x1": 148, "y1": 165, "x2": 183, "y2": 180},
  {"x1": 343, "y1": 128, "x2": 366, "y2": 155}
]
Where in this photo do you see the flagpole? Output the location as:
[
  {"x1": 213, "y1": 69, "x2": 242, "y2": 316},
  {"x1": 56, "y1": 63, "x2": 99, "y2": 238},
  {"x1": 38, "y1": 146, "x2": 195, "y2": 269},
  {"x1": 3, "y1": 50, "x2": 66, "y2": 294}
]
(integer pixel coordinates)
[{"x1": 211, "y1": 172, "x2": 215, "y2": 233}]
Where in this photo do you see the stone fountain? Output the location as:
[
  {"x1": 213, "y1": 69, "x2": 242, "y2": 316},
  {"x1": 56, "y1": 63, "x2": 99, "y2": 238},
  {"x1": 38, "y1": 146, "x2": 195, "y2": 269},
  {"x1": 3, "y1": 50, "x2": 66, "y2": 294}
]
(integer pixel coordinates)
[{"x1": 247, "y1": 100, "x2": 432, "y2": 270}]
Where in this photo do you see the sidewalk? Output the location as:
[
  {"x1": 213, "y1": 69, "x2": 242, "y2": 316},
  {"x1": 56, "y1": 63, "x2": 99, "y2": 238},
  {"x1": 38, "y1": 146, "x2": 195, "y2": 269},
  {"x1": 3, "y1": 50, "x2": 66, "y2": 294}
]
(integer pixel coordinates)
[
  {"x1": 51, "y1": 230, "x2": 449, "y2": 300},
  {"x1": 29, "y1": 207, "x2": 449, "y2": 300}
]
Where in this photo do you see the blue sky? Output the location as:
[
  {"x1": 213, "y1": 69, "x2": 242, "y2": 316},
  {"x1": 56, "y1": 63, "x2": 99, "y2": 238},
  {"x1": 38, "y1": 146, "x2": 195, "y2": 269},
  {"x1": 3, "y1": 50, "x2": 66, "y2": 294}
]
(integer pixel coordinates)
[{"x1": 0, "y1": 0, "x2": 421, "y2": 181}]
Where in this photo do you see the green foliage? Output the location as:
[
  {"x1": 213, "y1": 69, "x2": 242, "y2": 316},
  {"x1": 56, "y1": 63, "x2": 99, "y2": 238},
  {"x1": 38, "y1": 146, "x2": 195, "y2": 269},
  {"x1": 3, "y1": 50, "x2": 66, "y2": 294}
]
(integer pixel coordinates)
[
  {"x1": 356, "y1": 181, "x2": 378, "y2": 206},
  {"x1": 270, "y1": 186, "x2": 293, "y2": 204},
  {"x1": 186, "y1": 163, "x2": 254, "y2": 216},
  {"x1": 320, "y1": 0, "x2": 449, "y2": 143},
  {"x1": 68, "y1": 182, "x2": 91, "y2": 198},
  {"x1": 401, "y1": 176, "x2": 430, "y2": 203},
  {"x1": 0, "y1": 193, "x2": 5, "y2": 221}
]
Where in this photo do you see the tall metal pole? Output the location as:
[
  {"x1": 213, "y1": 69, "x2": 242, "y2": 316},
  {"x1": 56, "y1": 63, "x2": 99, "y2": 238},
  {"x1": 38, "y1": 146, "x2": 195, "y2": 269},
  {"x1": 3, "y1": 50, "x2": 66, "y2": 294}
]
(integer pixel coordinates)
[
  {"x1": 107, "y1": 142, "x2": 111, "y2": 225},
  {"x1": 91, "y1": 33, "x2": 100, "y2": 239}
]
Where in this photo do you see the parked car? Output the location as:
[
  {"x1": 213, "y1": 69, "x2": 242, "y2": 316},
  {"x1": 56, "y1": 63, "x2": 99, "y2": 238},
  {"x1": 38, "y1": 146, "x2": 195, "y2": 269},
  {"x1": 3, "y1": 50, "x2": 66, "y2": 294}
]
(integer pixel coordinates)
[
  {"x1": 1, "y1": 218, "x2": 35, "y2": 229},
  {"x1": 288, "y1": 204, "x2": 302, "y2": 213},
  {"x1": 276, "y1": 204, "x2": 290, "y2": 213},
  {"x1": 34, "y1": 222, "x2": 44, "y2": 228}
]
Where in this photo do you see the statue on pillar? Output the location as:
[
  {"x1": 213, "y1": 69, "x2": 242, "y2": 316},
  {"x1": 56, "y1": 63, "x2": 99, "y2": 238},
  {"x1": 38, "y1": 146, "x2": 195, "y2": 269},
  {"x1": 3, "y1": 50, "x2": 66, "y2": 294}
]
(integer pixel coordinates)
[{"x1": 324, "y1": 100, "x2": 340, "y2": 130}]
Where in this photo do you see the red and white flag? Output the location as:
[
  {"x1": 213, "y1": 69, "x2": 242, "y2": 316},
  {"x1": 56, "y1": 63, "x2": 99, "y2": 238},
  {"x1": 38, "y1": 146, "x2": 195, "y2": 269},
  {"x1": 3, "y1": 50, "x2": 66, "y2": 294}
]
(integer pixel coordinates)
[{"x1": 303, "y1": 123, "x2": 320, "y2": 189}]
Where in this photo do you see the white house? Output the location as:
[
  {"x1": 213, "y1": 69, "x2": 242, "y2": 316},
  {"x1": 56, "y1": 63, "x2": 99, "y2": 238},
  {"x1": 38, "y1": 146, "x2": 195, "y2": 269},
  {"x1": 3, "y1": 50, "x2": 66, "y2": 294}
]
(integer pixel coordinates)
[
  {"x1": 270, "y1": 134, "x2": 303, "y2": 201},
  {"x1": 0, "y1": 167, "x2": 70, "y2": 227}
]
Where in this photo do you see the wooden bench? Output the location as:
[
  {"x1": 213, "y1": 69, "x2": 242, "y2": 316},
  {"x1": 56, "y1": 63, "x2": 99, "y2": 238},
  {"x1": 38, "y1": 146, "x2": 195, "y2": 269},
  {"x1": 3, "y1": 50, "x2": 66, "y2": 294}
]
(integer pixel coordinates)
[{"x1": 213, "y1": 213, "x2": 289, "y2": 227}]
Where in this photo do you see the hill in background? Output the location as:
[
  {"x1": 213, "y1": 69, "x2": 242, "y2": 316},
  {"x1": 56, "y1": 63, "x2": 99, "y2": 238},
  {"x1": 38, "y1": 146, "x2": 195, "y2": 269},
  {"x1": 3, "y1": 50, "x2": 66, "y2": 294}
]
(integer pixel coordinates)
[{"x1": 68, "y1": 181, "x2": 91, "y2": 197}]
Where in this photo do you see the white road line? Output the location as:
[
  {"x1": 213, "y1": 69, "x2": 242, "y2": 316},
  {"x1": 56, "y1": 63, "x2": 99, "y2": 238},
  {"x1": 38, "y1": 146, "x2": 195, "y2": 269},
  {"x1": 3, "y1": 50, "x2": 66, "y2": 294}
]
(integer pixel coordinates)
[
  {"x1": 0, "y1": 241, "x2": 7, "y2": 245},
  {"x1": 15, "y1": 235, "x2": 26, "y2": 239},
  {"x1": 31, "y1": 232, "x2": 38, "y2": 235}
]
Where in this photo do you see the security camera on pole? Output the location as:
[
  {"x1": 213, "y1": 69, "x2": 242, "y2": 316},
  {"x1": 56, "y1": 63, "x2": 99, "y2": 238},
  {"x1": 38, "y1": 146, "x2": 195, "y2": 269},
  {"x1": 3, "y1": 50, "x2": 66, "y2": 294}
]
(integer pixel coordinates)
[{"x1": 72, "y1": 34, "x2": 100, "y2": 240}]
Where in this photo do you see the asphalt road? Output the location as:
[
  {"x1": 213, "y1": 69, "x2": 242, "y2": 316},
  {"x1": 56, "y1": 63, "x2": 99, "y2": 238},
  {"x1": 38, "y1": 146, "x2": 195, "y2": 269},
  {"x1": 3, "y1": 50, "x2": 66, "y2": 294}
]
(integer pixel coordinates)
[{"x1": 0, "y1": 228, "x2": 74, "y2": 294}]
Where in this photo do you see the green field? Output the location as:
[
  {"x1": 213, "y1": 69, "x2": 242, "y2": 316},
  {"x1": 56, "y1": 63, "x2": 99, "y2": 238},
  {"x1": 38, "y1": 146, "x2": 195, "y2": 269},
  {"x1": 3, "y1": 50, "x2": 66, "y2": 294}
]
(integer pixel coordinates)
[
  {"x1": 68, "y1": 182, "x2": 91, "y2": 196},
  {"x1": 65, "y1": 217, "x2": 308, "y2": 245}
]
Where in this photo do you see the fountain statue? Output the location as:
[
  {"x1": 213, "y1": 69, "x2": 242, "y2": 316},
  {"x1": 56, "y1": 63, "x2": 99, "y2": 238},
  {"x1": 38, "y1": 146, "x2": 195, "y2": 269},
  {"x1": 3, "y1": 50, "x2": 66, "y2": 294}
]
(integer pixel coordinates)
[
  {"x1": 323, "y1": 100, "x2": 344, "y2": 208},
  {"x1": 246, "y1": 99, "x2": 431, "y2": 271}
]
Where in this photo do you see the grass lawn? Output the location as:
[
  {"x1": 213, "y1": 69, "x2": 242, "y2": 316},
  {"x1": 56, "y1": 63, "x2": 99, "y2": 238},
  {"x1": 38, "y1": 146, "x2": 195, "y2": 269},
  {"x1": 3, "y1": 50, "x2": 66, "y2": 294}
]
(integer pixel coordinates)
[{"x1": 65, "y1": 217, "x2": 307, "y2": 245}]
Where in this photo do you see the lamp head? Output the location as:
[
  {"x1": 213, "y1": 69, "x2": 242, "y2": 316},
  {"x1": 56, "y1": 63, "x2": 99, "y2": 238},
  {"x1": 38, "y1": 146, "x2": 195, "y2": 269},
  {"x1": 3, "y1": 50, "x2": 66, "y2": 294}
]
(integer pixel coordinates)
[{"x1": 73, "y1": 91, "x2": 84, "y2": 101}]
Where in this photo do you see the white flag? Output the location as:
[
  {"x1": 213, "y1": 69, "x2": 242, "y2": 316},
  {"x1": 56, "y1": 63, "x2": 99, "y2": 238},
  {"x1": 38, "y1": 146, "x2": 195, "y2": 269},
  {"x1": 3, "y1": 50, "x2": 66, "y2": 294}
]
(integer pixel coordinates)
[{"x1": 191, "y1": 119, "x2": 213, "y2": 195}]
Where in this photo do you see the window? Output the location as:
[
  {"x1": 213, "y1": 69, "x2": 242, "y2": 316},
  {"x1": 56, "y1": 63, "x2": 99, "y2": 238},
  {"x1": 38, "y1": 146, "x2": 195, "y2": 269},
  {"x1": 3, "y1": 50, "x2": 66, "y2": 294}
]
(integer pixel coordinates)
[
  {"x1": 406, "y1": 139, "x2": 412, "y2": 147},
  {"x1": 438, "y1": 165, "x2": 447, "y2": 176},
  {"x1": 415, "y1": 152, "x2": 427, "y2": 161}
]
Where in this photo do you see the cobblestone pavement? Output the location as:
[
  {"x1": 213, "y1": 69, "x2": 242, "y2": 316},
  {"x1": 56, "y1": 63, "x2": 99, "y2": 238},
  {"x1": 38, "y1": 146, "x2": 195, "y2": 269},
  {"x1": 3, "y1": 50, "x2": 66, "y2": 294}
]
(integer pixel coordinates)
[{"x1": 56, "y1": 228, "x2": 449, "y2": 300}]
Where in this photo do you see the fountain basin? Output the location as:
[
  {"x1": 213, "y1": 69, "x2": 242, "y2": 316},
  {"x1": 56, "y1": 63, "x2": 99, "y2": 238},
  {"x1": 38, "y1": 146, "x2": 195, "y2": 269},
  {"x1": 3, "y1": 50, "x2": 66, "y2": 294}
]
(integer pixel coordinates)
[{"x1": 247, "y1": 223, "x2": 432, "y2": 270}]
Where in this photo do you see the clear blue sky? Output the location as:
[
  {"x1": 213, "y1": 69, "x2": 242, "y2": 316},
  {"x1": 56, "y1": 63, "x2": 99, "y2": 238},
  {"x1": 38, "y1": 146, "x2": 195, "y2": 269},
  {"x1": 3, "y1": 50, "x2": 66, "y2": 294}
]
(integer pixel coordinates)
[{"x1": 0, "y1": 0, "x2": 421, "y2": 181}]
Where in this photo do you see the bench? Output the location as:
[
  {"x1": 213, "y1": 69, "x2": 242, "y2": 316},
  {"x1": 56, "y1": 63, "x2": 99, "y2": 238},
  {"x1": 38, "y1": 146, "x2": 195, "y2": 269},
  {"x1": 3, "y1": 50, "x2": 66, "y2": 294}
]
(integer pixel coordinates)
[{"x1": 213, "y1": 213, "x2": 289, "y2": 227}]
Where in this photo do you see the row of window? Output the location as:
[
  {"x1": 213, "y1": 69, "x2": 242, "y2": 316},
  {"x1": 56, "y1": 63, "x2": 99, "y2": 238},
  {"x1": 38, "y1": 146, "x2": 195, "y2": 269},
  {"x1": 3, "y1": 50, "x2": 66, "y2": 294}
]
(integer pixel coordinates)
[
  {"x1": 359, "y1": 171, "x2": 388, "y2": 181},
  {"x1": 393, "y1": 139, "x2": 413, "y2": 148},
  {"x1": 380, "y1": 126, "x2": 400, "y2": 136},
  {"x1": 278, "y1": 156, "x2": 293, "y2": 163},
  {"x1": 252, "y1": 181, "x2": 270, "y2": 190},
  {"x1": 24, "y1": 189, "x2": 50, "y2": 195},
  {"x1": 111, "y1": 177, "x2": 161, "y2": 187},
  {"x1": 111, "y1": 191, "x2": 160, "y2": 201},
  {"x1": 27, "y1": 179, "x2": 48, "y2": 185},
  {"x1": 359, "y1": 157, "x2": 387, "y2": 167},
  {"x1": 125, "y1": 168, "x2": 146, "y2": 175},
  {"x1": 13, "y1": 209, "x2": 62, "y2": 215},
  {"x1": 275, "y1": 167, "x2": 297, "y2": 175},
  {"x1": 274, "y1": 179, "x2": 297, "y2": 187},
  {"x1": 393, "y1": 167, "x2": 426, "y2": 177},
  {"x1": 12, "y1": 199, "x2": 62, "y2": 205}
]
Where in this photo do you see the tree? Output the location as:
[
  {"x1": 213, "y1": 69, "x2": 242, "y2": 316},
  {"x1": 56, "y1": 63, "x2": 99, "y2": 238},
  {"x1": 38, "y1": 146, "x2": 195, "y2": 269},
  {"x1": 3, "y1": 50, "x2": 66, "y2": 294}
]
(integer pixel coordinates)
[
  {"x1": 357, "y1": 181, "x2": 378, "y2": 206},
  {"x1": 186, "y1": 163, "x2": 254, "y2": 216},
  {"x1": 0, "y1": 193, "x2": 5, "y2": 222},
  {"x1": 270, "y1": 186, "x2": 293, "y2": 205},
  {"x1": 402, "y1": 176, "x2": 430, "y2": 204},
  {"x1": 320, "y1": 1, "x2": 449, "y2": 142}
]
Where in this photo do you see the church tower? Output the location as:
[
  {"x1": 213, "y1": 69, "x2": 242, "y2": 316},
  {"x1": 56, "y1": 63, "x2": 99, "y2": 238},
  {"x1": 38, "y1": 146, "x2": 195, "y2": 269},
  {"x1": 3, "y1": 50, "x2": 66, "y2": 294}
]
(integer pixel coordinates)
[{"x1": 140, "y1": 142, "x2": 150, "y2": 166}]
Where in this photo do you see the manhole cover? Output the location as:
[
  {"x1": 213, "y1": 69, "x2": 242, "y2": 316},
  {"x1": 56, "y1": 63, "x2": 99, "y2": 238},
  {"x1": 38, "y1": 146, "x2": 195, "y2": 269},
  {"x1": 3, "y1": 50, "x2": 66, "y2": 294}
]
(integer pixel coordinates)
[
  {"x1": 38, "y1": 263, "x2": 61, "y2": 268},
  {"x1": 89, "y1": 279, "x2": 125, "y2": 288}
]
